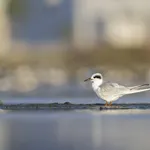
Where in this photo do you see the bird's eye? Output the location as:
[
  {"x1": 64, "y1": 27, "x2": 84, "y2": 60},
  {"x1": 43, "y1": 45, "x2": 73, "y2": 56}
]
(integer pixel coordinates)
[{"x1": 94, "y1": 75, "x2": 101, "y2": 79}]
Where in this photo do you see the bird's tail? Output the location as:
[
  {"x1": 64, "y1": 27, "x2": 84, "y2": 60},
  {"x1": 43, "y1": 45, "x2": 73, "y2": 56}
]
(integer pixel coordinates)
[{"x1": 126, "y1": 84, "x2": 150, "y2": 94}]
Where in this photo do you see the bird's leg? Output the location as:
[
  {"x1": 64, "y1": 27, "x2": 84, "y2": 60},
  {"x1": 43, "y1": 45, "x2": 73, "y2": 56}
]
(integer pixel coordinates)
[
  {"x1": 104, "y1": 101, "x2": 108, "y2": 107},
  {"x1": 109, "y1": 102, "x2": 112, "y2": 106}
]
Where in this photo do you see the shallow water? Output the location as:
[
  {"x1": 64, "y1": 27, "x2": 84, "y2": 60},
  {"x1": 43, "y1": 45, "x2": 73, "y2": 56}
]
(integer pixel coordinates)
[
  {"x1": 0, "y1": 109, "x2": 149, "y2": 150},
  {"x1": 0, "y1": 96, "x2": 150, "y2": 150}
]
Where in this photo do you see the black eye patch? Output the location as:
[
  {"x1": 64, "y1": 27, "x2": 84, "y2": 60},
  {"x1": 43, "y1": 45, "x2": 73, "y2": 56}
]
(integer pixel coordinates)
[{"x1": 94, "y1": 75, "x2": 101, "y2": 79}]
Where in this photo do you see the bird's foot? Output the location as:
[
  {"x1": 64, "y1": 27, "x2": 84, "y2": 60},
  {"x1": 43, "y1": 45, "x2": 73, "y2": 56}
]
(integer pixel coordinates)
[
  {"x1": 104, "y1": 102, "x2": 112, "y2": 107},
  {"x1": 108, "y1": 102, "x2": 112, "y2": 107},
  {"x1": 104, "y1": 102, "x2": 108, "y2": 107}
]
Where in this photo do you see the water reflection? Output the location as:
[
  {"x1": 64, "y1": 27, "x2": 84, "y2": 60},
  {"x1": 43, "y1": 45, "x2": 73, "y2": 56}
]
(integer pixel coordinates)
[{"x1": 0, "y1": 111, "x2": 149, "y2": 150}]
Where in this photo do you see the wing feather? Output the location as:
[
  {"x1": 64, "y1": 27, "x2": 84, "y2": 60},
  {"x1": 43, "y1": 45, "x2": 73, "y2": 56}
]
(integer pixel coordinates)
[{"x1": 98, "y1": 82, "x2": 127, "y2": 101}]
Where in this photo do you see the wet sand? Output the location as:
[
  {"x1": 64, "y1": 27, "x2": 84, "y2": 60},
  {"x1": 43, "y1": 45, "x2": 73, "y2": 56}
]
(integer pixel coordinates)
[{"x1": 1, "y1": 103, "x2": 150, "y2": 111}]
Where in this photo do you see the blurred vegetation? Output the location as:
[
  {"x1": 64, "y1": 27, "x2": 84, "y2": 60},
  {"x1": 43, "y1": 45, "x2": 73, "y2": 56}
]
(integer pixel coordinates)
[
  {"x1": 3, "y1": 0, "x2": 150, "y2": 76},
  {"x1": 0, "y1": 100, "x2": 3, "y2": 105},
  {"x1": 61, "y1": 23, "x2": 72, "y2": 42},
  {"x1": 8, "y1": 0, "x2": 27, "y2": 18},
  {"x1": 1, "y1": 46, "x2": 150, "y2": 72}
]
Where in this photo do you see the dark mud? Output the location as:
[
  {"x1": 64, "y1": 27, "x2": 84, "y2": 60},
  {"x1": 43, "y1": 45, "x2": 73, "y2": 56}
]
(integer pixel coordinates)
[{"x1": 1, "y1": 103, "x2": 150, "y2": 110}]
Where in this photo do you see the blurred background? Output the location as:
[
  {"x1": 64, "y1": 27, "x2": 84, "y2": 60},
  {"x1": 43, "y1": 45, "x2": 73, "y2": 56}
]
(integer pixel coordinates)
[
  {"x1": 0, "y1": 1, "x2": 150, "y2": 150},
  {"x1": 0, "y1": 0, "x2": 150, "y2": 102}
]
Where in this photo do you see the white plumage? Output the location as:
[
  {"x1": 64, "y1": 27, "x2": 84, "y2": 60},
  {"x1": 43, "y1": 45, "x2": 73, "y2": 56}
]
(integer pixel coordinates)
[{"x1": 84, "y1": 73, "x2": 150, "y2": 106}]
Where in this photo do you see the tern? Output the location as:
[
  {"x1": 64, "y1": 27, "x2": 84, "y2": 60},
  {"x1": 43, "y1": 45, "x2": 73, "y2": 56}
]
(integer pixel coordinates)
[{"x1": 84, "y1": 73, "x2": 150, "y2": 106}]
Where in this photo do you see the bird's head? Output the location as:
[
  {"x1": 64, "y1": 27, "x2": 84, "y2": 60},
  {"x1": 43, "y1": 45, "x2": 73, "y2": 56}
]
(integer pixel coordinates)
[{"x1": 84, "y1": 73, "x2": 103, "y2": 88}]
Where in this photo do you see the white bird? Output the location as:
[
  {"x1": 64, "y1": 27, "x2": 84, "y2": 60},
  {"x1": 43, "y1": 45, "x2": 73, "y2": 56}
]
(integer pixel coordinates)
[{"x1": 84, "y1": 73, "x2": 150, "y2": 106}]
